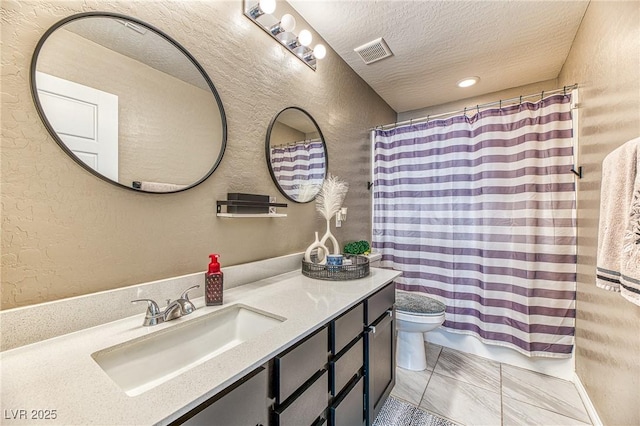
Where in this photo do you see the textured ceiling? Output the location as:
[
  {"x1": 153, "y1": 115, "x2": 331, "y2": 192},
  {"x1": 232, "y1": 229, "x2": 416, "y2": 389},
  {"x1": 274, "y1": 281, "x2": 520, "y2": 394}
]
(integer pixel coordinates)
[
  {"x1": 289, "y1": 0, "x2": 589, "y2": 113},
  {"x1": 64, "y1": 17, "x2": 210, "y2": 91}
]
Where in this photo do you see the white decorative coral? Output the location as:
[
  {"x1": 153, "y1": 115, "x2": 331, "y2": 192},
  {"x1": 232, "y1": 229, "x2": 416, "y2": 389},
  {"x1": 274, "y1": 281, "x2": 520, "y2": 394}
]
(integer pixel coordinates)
[{"x1": 316, "y1": 174, "x2": 349, "y2": 220}]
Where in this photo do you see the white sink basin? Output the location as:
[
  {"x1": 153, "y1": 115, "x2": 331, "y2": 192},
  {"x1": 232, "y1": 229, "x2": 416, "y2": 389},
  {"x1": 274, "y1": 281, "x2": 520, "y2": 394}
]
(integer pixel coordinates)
[{"x1": 92, "y1": 304, "x2": 285, "y2": 396}]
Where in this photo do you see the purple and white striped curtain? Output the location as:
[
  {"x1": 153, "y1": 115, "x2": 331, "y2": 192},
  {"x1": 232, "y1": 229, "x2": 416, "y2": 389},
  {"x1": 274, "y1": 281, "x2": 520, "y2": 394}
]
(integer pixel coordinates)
[
  {"x1": 270, "y1": 140, "x2": 326, "y2": 201},
  {"x1": 373, "y1": 94, "x2": 576, "y2": 358}
]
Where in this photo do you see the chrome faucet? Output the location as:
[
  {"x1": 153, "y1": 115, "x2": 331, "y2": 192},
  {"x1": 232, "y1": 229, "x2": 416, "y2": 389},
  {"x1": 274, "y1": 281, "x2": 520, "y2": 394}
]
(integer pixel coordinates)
[{"x1": 132, "y1": 285, "x2": 200, "y2": 326}]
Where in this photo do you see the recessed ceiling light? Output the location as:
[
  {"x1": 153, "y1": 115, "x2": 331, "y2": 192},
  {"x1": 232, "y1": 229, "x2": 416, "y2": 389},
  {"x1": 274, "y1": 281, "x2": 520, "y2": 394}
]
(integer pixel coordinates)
[{"x1": 457, "y1": 77, "x2": 480, "y2": 88}]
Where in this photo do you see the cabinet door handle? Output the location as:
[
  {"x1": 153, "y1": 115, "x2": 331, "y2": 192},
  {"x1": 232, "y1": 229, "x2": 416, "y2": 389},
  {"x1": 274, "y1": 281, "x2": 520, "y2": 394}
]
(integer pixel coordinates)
[{"x1": 367, "y1": 325, "x2": 377, "y2": 334}]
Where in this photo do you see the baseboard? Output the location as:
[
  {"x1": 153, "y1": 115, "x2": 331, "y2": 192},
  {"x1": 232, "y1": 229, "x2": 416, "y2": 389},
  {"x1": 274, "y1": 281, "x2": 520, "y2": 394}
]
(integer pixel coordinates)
[{"x1": 573, "y1": 373, "x2": 603, "y2": 426}]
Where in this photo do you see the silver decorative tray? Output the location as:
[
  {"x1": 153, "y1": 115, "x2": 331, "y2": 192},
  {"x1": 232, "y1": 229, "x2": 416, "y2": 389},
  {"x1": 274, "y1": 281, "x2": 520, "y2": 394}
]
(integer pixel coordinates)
[{"x1": 301, "y1": 255, "x2": 370, "y2": 281}]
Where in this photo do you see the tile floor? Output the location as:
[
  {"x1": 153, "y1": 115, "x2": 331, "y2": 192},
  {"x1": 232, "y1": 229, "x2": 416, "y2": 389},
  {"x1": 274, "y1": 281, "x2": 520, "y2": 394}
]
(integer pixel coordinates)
[{"x1": 389, "y1": 344, "x2": 592, "y2": 426}]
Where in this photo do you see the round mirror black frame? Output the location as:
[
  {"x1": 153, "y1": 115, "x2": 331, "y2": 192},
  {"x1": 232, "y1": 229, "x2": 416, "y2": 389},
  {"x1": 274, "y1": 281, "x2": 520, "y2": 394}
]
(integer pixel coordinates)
[
  {"x1": 29, "y1": 11, "x2": 227, "y2": 194},
  {"x1": 265, "y1": 106, "x2": 328, "y2": 203}
]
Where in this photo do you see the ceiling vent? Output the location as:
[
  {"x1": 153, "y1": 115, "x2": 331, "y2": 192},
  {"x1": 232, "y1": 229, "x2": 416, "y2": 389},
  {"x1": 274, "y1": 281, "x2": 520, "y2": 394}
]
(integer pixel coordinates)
[{"x1": 354, "y1": 37, "x2": 393, "y2": 64}]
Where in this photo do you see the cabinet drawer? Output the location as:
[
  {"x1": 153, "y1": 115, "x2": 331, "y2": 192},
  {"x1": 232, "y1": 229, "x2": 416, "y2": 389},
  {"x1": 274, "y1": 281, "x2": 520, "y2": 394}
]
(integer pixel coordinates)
[
  {"x1": 330, "y1": 303, "x2": 364, "y2": 355},
  {"x1": 330, "y1": 336, "x2": 363, "y2": 396},
  {"x1": 178, "y1": 366, "x2": 268, "y2": 426},
  {"x1": 274, "y1": 369, "x2": 329, "y2": 426},
  {"x1": 330, "y1": 375, "x2": 364, "y2": 426},
  {"x1": 366, "y1": 283, "x2": 395, "y2": 325},
  {"x1": 274, "y1": 327, "x2": 328, "y2": 404}
]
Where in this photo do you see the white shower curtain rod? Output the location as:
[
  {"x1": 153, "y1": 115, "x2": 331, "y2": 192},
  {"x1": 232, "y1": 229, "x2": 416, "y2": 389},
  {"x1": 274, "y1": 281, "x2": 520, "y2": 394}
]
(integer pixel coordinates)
[{"x1": 371, "y1": 84, "x2": 579, "y2": 131}]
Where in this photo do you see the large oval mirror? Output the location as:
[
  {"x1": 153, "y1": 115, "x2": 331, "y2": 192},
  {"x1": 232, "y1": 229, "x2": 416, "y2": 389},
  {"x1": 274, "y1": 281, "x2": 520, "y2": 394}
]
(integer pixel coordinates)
[
  {"x1": 30, "y1": 12, "x2": 226, "y2": 193},
  {"x1": 266, "y1": 107, "x2": 328, "y2": 203}
]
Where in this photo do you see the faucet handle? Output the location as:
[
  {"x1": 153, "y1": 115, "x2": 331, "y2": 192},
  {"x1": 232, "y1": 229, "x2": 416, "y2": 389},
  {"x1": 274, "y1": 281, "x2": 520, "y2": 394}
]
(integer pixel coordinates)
[
  {"x1": 131, "y1": 299, "x2": 164, "y2": 326},
  {"x1": 131, "y1": 298, "x2": 161, "y2": 316},
  {"x1": 177, "y1": 285, "x2": 200, "y2": 316},
  {"x1": 180, "y1": 285, "x2": 200, "y2": 301}
]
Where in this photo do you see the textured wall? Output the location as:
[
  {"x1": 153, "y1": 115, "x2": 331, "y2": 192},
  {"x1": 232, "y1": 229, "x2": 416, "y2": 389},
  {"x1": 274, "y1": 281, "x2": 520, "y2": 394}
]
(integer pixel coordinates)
[
  {"x1": 1, "y1": 0, "x2": 395, "y2": 309},
  {"x1": 270, "y1": 121, "x2": 305, "y2": 146},
  {"x1": 557, "y1": 2, "x2": 640, "y2": 425}
]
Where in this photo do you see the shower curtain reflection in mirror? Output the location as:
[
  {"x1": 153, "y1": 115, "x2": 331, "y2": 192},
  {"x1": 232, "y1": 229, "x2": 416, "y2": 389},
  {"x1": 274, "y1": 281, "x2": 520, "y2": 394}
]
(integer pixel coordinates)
[
  {"x1": 373, "y1": 94, "x2": 577, "y2": 358},
  {"x1": 270, "y1": 140, "x2": 326, "y2": 202}
]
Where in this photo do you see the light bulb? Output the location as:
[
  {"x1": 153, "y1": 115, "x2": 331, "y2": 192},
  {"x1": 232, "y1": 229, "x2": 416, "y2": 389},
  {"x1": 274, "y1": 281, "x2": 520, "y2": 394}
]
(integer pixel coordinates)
[
  {"x1": 457, "y1": 76, "x2": 480, "y2": 88},
  {"x1": 313, "y1": 44, "x2": 326, "y2": 59},
  {"x1": 259, "y1": 0, "x2": 276, "y2": 14},
  {"x1": 298, "y1": 29, "x2": 312, "y2": 47},
  {"x1": 280, "y1": 14, "x2": 296, "y2": 32}
]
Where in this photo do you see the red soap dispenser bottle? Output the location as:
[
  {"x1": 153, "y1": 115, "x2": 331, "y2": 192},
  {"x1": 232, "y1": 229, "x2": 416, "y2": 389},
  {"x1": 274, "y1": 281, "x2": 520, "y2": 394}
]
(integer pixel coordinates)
[{"x1": 205, "y1": 254, "x2": 223, "y2": 306}]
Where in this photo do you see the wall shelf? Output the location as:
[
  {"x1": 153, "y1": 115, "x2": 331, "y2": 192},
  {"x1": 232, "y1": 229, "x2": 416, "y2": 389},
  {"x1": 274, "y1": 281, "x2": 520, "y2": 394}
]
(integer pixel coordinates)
[
  {"x1": 216, "y1": 198, "x2": 287, "y2": 217},
  {"x1": 216, "y1": 213, "x2": 287, "y2": 218}
]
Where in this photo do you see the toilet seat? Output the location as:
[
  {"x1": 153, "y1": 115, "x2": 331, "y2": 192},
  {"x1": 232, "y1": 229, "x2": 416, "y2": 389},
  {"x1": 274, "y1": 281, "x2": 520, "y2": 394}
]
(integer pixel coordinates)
[{"x1": 395, "y1": 292, "x2": 446, "y2": 316}]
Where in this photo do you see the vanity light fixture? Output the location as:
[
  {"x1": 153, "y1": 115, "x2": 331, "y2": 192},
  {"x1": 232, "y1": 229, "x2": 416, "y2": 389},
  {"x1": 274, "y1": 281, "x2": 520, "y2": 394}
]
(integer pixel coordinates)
[
  {"x1": 457, "y1": 76, "x2": 480, "y2": 88},
  {"x1": 248, "y1": 0, "x2": 276, "y2": 19},
  {"x1": 269, "y1": 14, "x2": 296, "y2": 35},
  {"x1": 243, "y1": 0, "x2": 326, "y2": 71},
  {"x1": 313, "y1": 44, "x2": 327, "y2": 60}
]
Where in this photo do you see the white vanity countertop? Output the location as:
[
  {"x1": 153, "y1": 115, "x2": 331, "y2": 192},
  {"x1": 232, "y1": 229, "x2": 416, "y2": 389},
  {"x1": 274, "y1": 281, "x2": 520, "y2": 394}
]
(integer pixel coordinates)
[{"x1": 0, "y1": 268, "x2": 401, "y2": 425}]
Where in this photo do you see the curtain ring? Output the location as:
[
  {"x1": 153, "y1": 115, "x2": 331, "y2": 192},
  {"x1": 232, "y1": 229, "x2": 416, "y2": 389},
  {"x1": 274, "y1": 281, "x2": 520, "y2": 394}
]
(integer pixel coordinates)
[
  {"x1": 476, "y1": 104, "x2": 480, "y2": 115},
  {"x1": 499, "y1": 100, "x2": 502, "y2": 109},
  {"x1": 519, "y1": 96, "x2": 523, "y2": 105},
  {"x1": 541, "y1": 90, "x2": 545, "y2": 101},
  {"x1": 563, "y1": 86, "x2": 567, "y2": 95},
  {"x1": 426, "y1": 115, "x2": 430, "y2": 123},
  {"x1": 410, "y1": 118, "x2": 413, "y2": 126},
  {"x1": 463, "y1": 107, "x2": 467, "y2": 117}
]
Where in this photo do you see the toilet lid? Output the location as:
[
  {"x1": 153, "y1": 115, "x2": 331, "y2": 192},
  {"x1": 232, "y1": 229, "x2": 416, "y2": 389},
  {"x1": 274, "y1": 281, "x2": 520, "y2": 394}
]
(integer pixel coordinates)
[{"x1": 396, "y1": 292, "x2": 446, "y2": 316}]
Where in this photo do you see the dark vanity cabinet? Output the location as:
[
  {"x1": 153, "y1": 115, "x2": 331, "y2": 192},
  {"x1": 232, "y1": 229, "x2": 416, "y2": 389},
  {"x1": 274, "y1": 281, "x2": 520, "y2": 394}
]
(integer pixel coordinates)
[
  {"x1": 364, "y1": 283, "x2": 396, "y2": 426},
  {"x1": 329, "y1": 304, "x2": 365, "y2": 426},
  {"x1": 271, "y1": 327, "x2": 330, "y2": 426},
  {"x1": 175, "y1": 366, "x2": 270, "y2": 426},
  {"x1": 328, "y1": 281, "x2": 396, "y2": 426},
  {"x1": 172, "y1": 282, "x2": 396, "y2": 426}
]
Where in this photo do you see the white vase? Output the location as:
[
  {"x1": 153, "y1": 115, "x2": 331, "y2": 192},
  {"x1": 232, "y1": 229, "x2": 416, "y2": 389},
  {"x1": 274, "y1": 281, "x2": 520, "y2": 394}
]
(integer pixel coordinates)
[
  {"x1": 320, "y1": 218, "x2": 340, "y2": 255},
  {"x1": 304, "y1": 232, "x2": 328, "y2": 264}
]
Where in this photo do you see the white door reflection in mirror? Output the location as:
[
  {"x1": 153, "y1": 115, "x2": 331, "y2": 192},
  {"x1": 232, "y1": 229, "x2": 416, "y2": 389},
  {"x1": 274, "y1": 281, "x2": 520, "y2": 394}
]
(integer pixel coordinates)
[{"x1": 36, "y1": 71, "x2": 118, "y2": 181}]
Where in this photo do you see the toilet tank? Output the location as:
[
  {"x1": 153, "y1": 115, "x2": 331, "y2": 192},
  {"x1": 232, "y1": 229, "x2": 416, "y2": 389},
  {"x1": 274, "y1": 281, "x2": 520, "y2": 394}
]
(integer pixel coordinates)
[{"x1": 366, "y1": 252, "x2": 382, "y2": 268}]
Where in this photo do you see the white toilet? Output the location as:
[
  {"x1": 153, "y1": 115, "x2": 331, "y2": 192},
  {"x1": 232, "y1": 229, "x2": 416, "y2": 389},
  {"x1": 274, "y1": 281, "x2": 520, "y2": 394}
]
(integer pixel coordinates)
[{"x1": 395, "y1": 291, "x2": 446, "y2": 371}]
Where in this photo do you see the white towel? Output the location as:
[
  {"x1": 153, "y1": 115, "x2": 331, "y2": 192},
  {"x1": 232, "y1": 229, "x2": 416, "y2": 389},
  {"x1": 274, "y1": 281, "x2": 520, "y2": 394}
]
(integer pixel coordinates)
[
  {"x1": 596, "y1": 137, "x2": 640, "y2": 306},
  {"x1": 133, "y1": 181, "x2": 188, "y2": 192},
  {"x1": 620, "y1": 145, "x2": 640, "y2": 305}
]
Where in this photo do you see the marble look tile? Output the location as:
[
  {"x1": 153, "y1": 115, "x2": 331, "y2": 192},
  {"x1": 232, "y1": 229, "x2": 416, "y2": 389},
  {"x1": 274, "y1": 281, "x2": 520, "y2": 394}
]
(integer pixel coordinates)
[
  {"x1": 425, "y1": 342, "x2": 443, "y2": 371},
  {"x1": 420, "y1": 372, "x2": 502, "y2": 426},
  {"x1": 433, "y1": 347, "x2": 501, "y2": 392},
  {"x1": 502, "y1": 364, "x2": 590, "y2": 423},
  {"x1": 503, "y1": 396, "x2": 591, "y2": 425},
  {"x1": 392, "y1": 366, "x2": 432, "y2": 405}
]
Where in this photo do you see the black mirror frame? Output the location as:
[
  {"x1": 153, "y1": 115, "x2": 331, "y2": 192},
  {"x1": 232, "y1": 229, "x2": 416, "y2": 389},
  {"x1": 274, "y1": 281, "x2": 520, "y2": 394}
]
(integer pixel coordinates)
[
  {"x1": 29, "y1": 11, "x2": 227, "y2": 194},
  {"x1": 265, "y1": 106, "x2": 328, "y2": 204}
]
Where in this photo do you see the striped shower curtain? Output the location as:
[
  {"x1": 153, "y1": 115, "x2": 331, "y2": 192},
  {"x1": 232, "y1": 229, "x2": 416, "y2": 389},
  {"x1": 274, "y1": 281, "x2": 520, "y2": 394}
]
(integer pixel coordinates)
[
  {"x1": 373, "y1": 94, "x2": 576, "y2": 358},
  {"x1": 270, "y1": 140, "x2": 326, "y2": 201}
]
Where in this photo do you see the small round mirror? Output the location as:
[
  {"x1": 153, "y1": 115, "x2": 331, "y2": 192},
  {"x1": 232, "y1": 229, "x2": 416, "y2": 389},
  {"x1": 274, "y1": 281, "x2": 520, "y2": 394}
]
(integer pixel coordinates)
[
  {"x1": 266, "y1": 107, "x2": 328, "y2": 203},
  {"x1": 30, "y1": 12, "x2": 227, "y2": 193}
]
